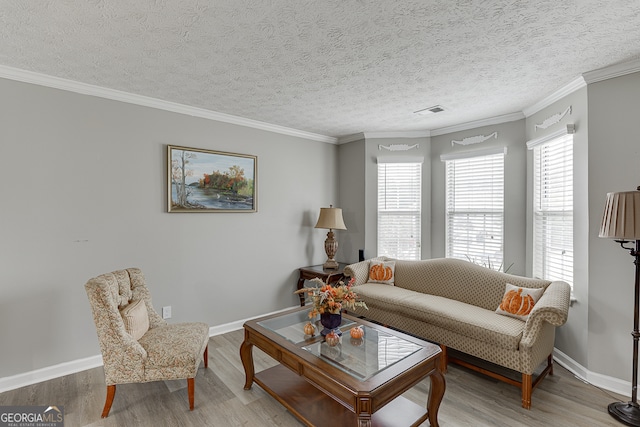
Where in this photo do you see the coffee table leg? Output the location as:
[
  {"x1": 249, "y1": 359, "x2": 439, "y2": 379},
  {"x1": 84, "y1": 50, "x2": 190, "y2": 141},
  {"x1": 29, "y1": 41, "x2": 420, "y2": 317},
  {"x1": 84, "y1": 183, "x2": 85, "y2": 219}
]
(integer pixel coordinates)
[
  {"x1": 427, "y1": 368, "x2": 446, "y2": 427},
  {"x1": 240, "y1": 333, "x2": 254, "y2": 390}
]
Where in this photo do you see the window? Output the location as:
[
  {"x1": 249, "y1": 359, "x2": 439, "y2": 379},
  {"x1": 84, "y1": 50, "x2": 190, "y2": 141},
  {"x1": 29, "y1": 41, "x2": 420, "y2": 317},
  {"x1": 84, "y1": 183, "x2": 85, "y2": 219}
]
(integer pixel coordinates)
[
  {"x1": 444, "y1": 148, "x2": 505, "y2": 268},
  {"x1": 530, "y1": 133, "x2": 573, "y2": 287},
  {"x1": 377, "y1": 161, "x2": 421, "y2": 260}
]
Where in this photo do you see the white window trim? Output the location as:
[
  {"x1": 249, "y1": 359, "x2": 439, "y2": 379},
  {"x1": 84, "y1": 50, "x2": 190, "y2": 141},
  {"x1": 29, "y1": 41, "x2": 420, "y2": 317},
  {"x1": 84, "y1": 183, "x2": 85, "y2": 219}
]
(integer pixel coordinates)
[
  {"x1": 530, "y1": 131, "x2": 574, "y2": 288},
  {"x1": 377, "y1": 156, "x2": 424, "y2": 164},
  {"x1": 444, "y1": 150, "x2": 505, "y2": 268},
  {"x1": 377, "y1": 162, "x2": 422, "y2": 261},
  {"x1": 441, "y1": 146, "x2": 507, "y2": 162},
  {"x1": 526, "y1": 124, "x2": 575, "y2": 150}
]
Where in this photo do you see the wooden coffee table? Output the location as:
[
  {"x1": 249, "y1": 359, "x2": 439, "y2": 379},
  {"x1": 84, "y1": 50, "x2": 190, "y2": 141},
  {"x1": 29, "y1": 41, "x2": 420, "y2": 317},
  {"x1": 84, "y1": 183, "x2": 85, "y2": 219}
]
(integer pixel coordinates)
[{"x1": 240, "y1": 307, "x2": 445, "y2": 426}]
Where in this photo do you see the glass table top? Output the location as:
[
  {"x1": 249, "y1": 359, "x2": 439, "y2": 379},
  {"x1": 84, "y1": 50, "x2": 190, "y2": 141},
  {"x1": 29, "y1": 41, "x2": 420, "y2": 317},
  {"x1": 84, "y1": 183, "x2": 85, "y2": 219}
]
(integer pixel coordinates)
[
  {"x1": 257, "y1": 309, "x2": 355, "y2": 345},
  {"x1": 302, "y1": 326, "x2": 422, "y2": 380},
  {"x1": 257, "y1": 310, "x2": 423, "y2": 381}
]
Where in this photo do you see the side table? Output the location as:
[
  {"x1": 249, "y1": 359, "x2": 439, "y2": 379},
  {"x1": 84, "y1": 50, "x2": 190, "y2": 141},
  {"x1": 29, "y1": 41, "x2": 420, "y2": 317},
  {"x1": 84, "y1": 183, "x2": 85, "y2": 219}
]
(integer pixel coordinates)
[{"x1": 296, "y1": 263, "x2": 349, "y2": 306}]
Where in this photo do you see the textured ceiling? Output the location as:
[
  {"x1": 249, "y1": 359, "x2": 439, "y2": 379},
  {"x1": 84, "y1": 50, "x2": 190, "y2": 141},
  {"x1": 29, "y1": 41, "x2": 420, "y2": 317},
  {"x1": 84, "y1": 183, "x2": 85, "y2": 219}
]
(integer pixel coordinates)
[{"x1": 1, "y1": 1, "x2": 639, "y2": 139}]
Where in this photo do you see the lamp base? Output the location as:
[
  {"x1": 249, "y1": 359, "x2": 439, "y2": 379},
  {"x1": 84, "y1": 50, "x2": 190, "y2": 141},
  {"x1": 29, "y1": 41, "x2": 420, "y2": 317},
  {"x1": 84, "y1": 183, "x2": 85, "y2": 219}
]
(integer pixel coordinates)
[
  {"x1": 323, "y1": 259, "x2": 339, "y2": 269},
  {"x1": 609, "y1": 401, "x2": 640, "y2": 426}
]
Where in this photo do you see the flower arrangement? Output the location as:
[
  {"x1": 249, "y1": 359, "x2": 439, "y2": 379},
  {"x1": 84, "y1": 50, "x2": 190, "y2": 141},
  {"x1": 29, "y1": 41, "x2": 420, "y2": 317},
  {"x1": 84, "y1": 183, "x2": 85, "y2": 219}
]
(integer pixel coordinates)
[{"x1": 295, "y1": 277, "x2": 368, "y2": 318}]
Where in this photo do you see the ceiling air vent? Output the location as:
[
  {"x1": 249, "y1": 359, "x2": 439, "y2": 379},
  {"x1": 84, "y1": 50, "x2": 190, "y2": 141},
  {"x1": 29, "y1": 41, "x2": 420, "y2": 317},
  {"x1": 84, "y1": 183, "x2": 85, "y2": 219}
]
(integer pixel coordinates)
[{"x1": 414, "y1": 105, "x2": 446, "y2": 115}]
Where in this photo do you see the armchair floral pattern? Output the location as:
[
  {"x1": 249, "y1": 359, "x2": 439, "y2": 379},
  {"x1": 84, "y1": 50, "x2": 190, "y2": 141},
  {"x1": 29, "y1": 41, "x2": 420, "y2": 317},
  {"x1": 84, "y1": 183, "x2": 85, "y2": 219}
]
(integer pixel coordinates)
[{"x1": 84, "y1": 268, "x2": 209, "y2": 417}]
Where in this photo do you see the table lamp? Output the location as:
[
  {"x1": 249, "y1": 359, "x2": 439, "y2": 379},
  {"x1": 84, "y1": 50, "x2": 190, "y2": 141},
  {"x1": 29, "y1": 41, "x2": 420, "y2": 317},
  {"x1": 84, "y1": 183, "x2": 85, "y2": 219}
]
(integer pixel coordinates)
[
  {"x1": 599, "y1": 186, "x2": 640, "y2": 426},
  {"x1": 315, "y1": 205, "x2": 347, "y2": 269}
]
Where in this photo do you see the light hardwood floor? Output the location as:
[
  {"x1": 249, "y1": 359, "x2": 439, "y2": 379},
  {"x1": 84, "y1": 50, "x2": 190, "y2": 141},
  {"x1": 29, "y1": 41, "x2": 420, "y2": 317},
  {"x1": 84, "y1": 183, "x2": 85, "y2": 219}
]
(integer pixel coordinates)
[{"x1": 0, "y1": 330, "x2": 626, "y2": 426}]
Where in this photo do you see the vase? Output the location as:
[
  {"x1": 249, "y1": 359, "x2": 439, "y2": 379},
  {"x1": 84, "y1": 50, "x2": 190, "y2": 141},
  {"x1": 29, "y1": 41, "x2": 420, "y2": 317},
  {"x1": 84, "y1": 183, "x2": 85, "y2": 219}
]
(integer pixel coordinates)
[{"x1": 320, "y1": 312, "x2": 342, "y2": 336}]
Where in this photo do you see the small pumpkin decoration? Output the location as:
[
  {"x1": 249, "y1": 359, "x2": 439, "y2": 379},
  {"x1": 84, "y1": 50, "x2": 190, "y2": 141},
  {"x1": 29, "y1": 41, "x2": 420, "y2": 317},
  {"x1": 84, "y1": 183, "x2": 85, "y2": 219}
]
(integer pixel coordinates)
[
  {"x1": 303, "y1": 321, "x2": 316, "y2": 336},
  {"x1": 326, "y1": 330, "x2": 340, "y2": 347},
  {"x1": 499, "y1": 288, "x2": 535, "y2": 316},
  {"x1": 369, "y1": 263, "x2": 393, "y2": 282},
  {"x1": 350, "y1": 326, "x2": 364, "y2": 339}
]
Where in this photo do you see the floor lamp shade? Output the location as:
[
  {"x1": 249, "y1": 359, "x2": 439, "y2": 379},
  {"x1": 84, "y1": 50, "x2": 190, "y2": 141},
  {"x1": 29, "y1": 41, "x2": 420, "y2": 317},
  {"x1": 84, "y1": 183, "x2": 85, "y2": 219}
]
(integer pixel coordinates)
[
  {"x1": 599, "y1": 187, "x2": 640, "y2": 426},
  {"x1": 315, "y1": 206, "x2": 347, "y2": 269},
  {"x1": 600, "y1": 189, "x2": 640, "y2": 240}
]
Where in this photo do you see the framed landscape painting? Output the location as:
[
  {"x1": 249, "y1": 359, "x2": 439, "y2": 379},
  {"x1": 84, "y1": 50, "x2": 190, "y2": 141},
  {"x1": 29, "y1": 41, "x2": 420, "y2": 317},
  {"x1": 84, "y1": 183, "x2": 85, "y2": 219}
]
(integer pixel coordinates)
[{"x1": 167, "y1": 145, "x2": 257, "y2": 213}]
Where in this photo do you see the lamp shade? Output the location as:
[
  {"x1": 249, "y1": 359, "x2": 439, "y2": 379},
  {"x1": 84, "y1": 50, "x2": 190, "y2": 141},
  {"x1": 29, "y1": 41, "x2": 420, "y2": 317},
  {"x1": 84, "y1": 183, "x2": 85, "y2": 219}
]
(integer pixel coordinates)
[
  {"x1": 599, "y1": 188, "x2": 640, "y2": 240},
  {"x1": 315, "y1": 207, "x2": 347, "y2": 230}
]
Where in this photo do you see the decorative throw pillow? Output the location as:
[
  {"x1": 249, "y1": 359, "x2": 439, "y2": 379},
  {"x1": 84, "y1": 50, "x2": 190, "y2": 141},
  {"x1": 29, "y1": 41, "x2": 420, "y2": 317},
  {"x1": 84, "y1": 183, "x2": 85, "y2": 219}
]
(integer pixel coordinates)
[
  {"x1": 496, "y1": 283, "x2": 545, "y2": 320},
  {"x1": 369, "y1": 261, "x2": 396, "y2": 285},
  {"x1": 120, "y1": 299, "x2": 149, "y2": 340}
]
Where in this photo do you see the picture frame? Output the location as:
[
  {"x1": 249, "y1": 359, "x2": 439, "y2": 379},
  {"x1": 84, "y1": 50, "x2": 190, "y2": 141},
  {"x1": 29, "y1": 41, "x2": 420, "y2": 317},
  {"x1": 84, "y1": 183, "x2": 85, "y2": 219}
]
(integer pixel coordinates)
[{"x1": 167, "y1": 145, "x2": 257, "y2": 213}]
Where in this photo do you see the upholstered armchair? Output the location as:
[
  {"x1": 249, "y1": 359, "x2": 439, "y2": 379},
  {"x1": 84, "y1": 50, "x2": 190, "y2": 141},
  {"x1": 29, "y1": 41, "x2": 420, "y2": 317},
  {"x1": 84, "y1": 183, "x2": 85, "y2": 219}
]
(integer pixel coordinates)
[{"x1": 84, "y1": 268, "x2": 209, "y2": 417}]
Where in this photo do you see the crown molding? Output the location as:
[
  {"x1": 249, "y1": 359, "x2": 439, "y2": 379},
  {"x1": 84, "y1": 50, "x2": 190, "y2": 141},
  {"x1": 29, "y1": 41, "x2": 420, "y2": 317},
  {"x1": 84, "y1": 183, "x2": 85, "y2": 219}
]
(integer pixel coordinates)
[
  {"x1": 522, "y1": 77, "x2": 586, "y2": 118},
  {"x1": 430, "y1": 112, "x2": 524, "y2": 137},
  {"x1": 582, "y1": 58, "x2": 640, "y2": 84},
  {"x1": 363, "y1": 130, "x2": 431, "y2": 139},
  {"x1": 337, "y1": 133, "x2": 366, "y2": 144},
  {"x1": 338, "y1": 131, "x2": 431, "y2": 144},
  {"x1": 0, "y1": 65, "x2": 337, "y2": 144}
]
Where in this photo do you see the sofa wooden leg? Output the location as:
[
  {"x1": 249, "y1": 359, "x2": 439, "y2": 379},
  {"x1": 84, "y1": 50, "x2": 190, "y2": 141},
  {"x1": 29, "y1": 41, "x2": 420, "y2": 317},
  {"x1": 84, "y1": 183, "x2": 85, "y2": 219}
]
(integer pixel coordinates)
[
  {"x1": 101, "y1": 385, "x2": 116, "y2": 418},
  {"x1": 188, "y1": 378, "x2": 195, "y2": 410},
  {"x1": 548, "y1": 354, "x2": 554, "y2": 376},
  {"x1": 439, "y1": 344, "x2": 448, "y2": 373},
  {"x1": 204, "y1": 345, "x2": 209, "y2": 369},
  {"x1": 522, "y1": 373, "x2": 532, "y2": 409}
]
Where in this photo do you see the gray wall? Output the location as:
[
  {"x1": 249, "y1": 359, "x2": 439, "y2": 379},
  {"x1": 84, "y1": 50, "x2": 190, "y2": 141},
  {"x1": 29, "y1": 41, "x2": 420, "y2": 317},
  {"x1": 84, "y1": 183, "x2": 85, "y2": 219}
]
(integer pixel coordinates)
[
  {"x1": 0, "y1": 77, "x2": 337, "y2": 377},
  {"x1": 430, "y1": 120, "x2": 527, "y2": 275},
  {"x1": 586, "y1": 72, "x2": 640, "y2": 381},
  {"x1": 338, "y1": 138, "x2": 366, "y2": 263}
]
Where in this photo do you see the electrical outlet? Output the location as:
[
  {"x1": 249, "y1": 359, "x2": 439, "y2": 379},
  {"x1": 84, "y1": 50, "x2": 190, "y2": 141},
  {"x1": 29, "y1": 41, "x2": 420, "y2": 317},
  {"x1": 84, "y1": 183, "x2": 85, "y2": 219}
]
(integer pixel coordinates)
[{"x1": 162, "y1": 306, "x2": 171, "y2": 319}]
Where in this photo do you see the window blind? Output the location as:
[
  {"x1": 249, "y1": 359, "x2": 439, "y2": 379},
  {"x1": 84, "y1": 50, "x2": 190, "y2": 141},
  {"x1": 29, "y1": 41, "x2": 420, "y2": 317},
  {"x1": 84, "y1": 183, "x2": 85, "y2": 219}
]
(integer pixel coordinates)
[
  {"x1": 445, "y1": 152, "x2": 504, "y2": 268},
  {"x1": 377, "y1": 162, "x2": 421, "y2": 260},
  {"x1": 532, "y1": 133, "x2": 573, "y2": 287}
]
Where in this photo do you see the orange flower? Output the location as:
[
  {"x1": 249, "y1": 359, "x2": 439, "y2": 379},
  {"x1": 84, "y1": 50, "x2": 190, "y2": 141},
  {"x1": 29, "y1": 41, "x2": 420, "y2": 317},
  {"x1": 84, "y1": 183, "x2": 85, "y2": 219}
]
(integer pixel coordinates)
[{"x1": 295, "y1": 277, "x2": 368, "y2": 316}]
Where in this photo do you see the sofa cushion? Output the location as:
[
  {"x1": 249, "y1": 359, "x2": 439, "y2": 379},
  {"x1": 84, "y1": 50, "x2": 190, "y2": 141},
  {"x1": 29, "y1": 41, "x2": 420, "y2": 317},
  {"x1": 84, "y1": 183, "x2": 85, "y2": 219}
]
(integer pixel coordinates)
[
  {"x1": 120, "y1": 299, "x2": 149, "y2": 340},
  {"x1": 369, "y1": 260, "x2": 395, "y2": 285},
  {"x1": 356, "y1": 283, "x2": 525, "y2": 350},
  {"x1": 496, "y1": 283, "x2": 545, "y2": 320}
]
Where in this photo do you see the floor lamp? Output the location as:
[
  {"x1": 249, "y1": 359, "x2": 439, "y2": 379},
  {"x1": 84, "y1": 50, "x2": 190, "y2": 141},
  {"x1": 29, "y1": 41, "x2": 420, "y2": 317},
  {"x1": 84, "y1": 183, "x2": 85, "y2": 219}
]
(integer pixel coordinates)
[{"x1": 599, "y1": 187, "x2": 640, "y2": 426}]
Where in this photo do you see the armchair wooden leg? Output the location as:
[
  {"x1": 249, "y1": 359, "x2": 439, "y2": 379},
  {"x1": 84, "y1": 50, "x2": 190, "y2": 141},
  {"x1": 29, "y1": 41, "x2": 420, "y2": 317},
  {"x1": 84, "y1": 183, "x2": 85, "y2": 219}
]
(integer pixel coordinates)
[
  {"x1": 548, "y1": 354, "x2": 554, "y2": 375},
  {"x1": 204, "y1": 345, "x2": 208, "y2": 369},
  {"x1": 188, "y1": 378, "x2": 195, "y2": 411},
  {"x1": 522, "y1": 374, "x2": 532, "y2": 409},
  {"x1": 101, "y1": 385, "x2": 116, "y2": 418}
]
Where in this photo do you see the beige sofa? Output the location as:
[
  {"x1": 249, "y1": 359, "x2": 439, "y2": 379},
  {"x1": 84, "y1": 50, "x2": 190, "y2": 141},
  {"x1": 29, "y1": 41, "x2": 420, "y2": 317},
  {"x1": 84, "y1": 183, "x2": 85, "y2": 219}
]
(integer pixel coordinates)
[{"x1": 344, "y1": 257, "x2": 571, "y2": 409}]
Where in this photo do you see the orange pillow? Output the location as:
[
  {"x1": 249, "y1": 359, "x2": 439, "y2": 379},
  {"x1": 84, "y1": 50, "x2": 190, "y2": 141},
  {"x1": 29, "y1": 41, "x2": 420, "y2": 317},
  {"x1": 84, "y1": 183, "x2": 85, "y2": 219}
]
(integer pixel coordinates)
[
  {"x1": 495, "y1": 283, "x2": 544, "y2": 320},
  {"x1": 369, "y1": 261, "x2": 395, "y2": 285}
]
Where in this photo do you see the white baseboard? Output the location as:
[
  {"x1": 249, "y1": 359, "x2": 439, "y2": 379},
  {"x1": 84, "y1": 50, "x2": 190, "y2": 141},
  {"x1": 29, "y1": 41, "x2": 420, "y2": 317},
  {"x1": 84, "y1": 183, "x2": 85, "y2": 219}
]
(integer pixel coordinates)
[
  {"x1": 0, "y1": 355, "x2": 103, "y2": 394},
  {"x1": 0, "y1": 305, "x2": 299, "y2": 394},
  {"x1": 208, "y1": 305, "x2": 299, "y2": 337},
  {"x1": 553, "y1": 347, "x2": 630, "y2": 398}
]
